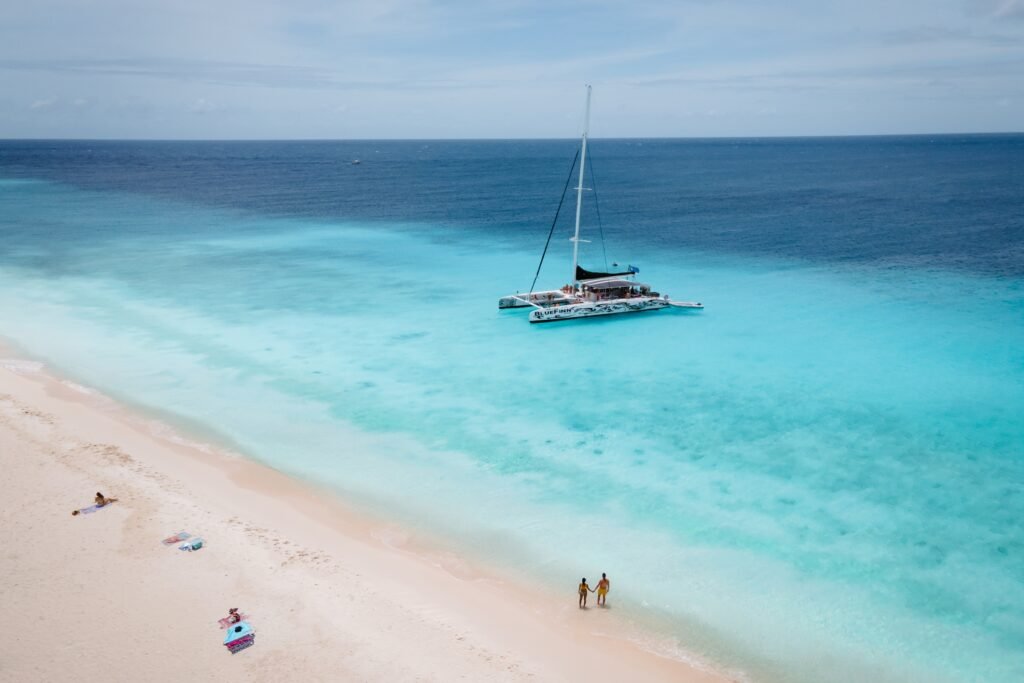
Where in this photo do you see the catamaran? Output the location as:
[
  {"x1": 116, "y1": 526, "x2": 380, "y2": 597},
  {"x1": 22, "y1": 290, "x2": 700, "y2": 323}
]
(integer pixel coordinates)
[{"x1": 498, "y1": 86, "x2": 703, "y2": 323}]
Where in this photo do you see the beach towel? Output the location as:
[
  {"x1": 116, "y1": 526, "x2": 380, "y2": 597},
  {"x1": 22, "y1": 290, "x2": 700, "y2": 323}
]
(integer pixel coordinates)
[
  {"x1": 179, "y1": 537, "x2": 204, "y2": 551},
  {"x1": 226, "y1": 633, "x2": 255, "y2": 654},
  {"x1": 161, "y1": 531, "x2": 191, "y2": 545},
  {"x1": 224, "y1": 621, "x2": 255, "y2": 653},
  {"x1": 74, "y1": 505, "x2": 102, "y2": 515},
  {"x1": 218, "y1": 613, "x2": 250, "y2": 628}
]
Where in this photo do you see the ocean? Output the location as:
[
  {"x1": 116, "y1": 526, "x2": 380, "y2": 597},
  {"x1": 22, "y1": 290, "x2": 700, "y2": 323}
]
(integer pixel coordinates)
[{"x1": 1, "y1": 136, "x2": 1022, "y2": 682}]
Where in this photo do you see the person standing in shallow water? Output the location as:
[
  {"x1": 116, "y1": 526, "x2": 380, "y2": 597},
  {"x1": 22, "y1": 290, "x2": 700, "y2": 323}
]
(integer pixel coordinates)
[
  {"x1": 578, "y1": 578, "x2": 593, "y2": 608},
  {"x1": 596, "y1": 573, "x2": 610, "y2": 606}
]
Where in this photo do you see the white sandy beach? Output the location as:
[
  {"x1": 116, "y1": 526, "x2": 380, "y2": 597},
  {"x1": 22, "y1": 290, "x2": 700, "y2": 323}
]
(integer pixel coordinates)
[{"x1": 0, "y1": 351, "x2": 736, "y2": 683}]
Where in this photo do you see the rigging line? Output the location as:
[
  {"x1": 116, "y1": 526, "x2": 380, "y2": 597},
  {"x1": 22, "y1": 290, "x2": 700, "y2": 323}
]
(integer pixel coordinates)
[
  {"x1": 530, "y1": 147, "x2": 580, "y2": 294},
  {"x1": 588, "y1": 152, "x2": 610, "y2": 271}
]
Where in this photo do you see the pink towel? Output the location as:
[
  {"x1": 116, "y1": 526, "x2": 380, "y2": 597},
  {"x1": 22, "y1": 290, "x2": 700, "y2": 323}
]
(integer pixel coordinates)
[{"x1": 161, "y1": 531, "x2": 191, "y2": 545}]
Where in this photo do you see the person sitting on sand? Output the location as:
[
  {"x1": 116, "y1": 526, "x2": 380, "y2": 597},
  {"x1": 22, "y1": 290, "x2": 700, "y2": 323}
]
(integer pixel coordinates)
[
  {"x1": 227, "y1": 608, "x2": 241, "y2": 624},
  {"x1": 578, "y1": 578, "x2": 593, "y2": 608},
  {"x1": 596, "y1": 573, "x2": 610, "y2": 606},
  {"x1": 95, "y1": 492, "x2": 118, "y2": 507}
]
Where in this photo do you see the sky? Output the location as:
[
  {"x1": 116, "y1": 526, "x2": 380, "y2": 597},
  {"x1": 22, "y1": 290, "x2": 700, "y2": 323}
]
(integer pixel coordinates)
[{"x1": 1, "y1": 0, "x2": 1022, "y2": 139}]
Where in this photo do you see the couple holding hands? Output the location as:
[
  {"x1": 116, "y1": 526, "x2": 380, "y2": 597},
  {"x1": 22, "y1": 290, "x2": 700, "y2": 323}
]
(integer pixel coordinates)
[{"x1": 577, "y1": 572, "x2": 610, "y2": 608}]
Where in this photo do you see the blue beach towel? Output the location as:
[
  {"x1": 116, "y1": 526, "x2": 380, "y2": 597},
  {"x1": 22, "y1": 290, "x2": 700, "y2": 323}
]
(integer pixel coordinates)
[
  {"x1": 223, "y1": 621, "x2": 254, "y2": 645},
  {"x1": 178, "y1": 537, "x2": 204, "y2": 551}
]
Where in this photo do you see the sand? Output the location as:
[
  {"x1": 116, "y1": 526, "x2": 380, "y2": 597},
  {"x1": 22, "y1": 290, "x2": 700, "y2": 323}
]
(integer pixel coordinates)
[{"x1": 0, "y1": 354, "x2": 737, "y2": 682}]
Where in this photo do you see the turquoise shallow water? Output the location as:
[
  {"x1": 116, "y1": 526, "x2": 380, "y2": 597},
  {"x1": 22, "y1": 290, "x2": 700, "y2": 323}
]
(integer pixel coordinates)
[{"x1": 2, "y1": 138, "x2": 1024, "y2": 682}]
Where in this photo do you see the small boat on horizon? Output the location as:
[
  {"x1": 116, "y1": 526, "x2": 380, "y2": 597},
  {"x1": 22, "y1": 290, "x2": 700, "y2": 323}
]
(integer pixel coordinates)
[{"x1": 498, "y1": 86, "x2": 703, "y2": 323}]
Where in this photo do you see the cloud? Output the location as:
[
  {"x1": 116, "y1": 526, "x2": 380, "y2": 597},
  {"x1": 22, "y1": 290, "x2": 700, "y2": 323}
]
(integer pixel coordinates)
[
  {"x1": 628, "y1": 56, "x2": 1024, "y2": 93},
  {"x1": 0, "y1": 57, "x2": 462, "y2": 91},
  {"x1": 188, "y1": 97, "x2": 219, "y2": 114},
  {"x1": 2, "y1": 57, "x2": 329, "y2": 89},
  {"x1": 880, "y1": 25, "x2": 1020, "y2": 46},
  {"x1": 967, "y1": 0, "x2": 1024, "y2": 20},
  {"x1": 30, "y1": 97, "x2": 57, "y2": 109}
]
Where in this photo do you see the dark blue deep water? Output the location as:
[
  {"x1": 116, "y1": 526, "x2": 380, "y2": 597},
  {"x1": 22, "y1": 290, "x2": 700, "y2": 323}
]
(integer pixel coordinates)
[{"x1": 2, "y1": 135, "x2": 1022, "y2": 275}]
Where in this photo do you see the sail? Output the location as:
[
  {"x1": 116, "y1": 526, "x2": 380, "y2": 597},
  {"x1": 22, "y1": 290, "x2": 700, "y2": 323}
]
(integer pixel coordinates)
[{"x1": 576, "y1": 264, "x2": 637, "y2": 281}]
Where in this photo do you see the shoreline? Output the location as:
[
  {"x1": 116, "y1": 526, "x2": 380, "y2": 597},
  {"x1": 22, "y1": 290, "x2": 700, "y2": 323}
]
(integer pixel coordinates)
[{"x1": 0, "y1": 345, "x2": 740, "y2": 682}]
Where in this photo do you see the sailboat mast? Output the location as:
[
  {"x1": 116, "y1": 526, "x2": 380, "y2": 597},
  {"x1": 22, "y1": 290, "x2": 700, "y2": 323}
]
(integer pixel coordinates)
[{"x1": 571, "y1": 85, "x2": 592, "y2": 287}]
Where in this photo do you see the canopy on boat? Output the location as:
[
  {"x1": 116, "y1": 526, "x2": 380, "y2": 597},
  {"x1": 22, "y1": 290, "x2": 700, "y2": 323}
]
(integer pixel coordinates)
[
  {"x1": 576, "y1": 265, "x2": 636, "y2": 282},
  {"x1": 585, "y1": 279, "x2": 649, "y2": 290}
]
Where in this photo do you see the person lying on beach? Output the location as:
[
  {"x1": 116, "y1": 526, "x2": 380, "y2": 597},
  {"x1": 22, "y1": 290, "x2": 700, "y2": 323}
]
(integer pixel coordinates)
[
  {"x1": 95, "y1": 492, "x2": 118, "y2": 507},
  {"x1": 218, "y1": 608, "x2": 250, "y2": 628},
  {"x1": 578, "y1": 578, "x2": 594, "y2": 608},
  {"x1": 71, "y1": 492, "x2": 119, "y2": 515},
  {"x1": 596, "y1": 573, "x2": 610, "y2": 606}
]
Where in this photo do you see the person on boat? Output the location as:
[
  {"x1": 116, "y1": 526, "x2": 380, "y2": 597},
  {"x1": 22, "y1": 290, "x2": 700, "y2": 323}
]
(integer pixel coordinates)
[
  {"x1": 95, "y1": 492, "x2": 118, "y2": 507},
  {"x1": 578, "y1": 578, "x2": 593, "y2": 608},
  {"x1": 596, "y1": 573, "x2": 610, "y2": 606}
]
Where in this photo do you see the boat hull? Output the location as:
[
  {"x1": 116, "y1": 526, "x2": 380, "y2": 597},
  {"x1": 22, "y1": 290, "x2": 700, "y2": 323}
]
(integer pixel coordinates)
[{"x1": 528, "y1": 297, "x2": 670, "y2": 323}]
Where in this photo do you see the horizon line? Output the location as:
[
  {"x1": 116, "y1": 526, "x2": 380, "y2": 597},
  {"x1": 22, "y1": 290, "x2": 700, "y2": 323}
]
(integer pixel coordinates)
[{"x1": 1, "y1": 131, "x2": 1022, "y2": 144}]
